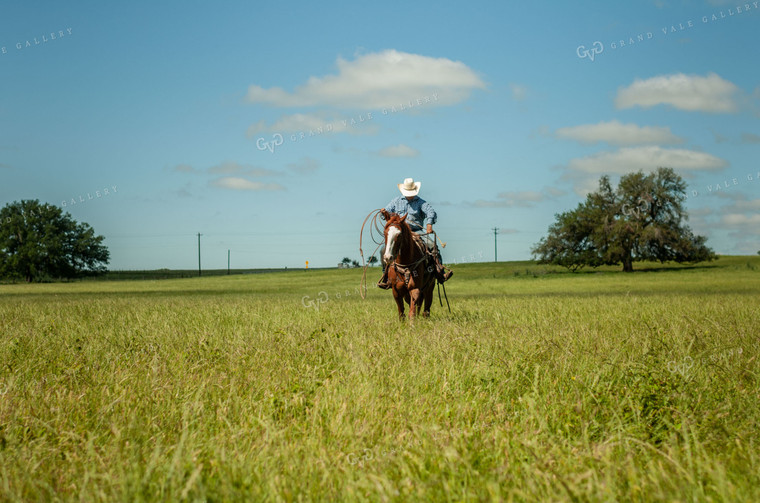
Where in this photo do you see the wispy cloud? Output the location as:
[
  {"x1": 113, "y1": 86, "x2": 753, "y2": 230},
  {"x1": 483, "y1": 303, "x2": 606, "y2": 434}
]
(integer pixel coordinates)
[
  {"x1": 567, "y1": 146, "x2": 727, "y2": 175},
  {"x1": 555, "y1": 120, "x2": 684, "y2": 146},
  {"x1": 377, "y1": 144, "x2": 420, "y2": 158},
  {"x1": 286, "y1": 157, "x2": 320, "y2": 174},
  {"x1": 246, "y1": 112, "x2": 379, "y2": 136},
  {"x1": 245, "y1": 49, "x2": 485, "y2": 110},
  {"x1": 509, "y1": 83, "x2": 528, "y2": 102},
  {"x1": 741, "y1": 133, "x2": 760, "y2": 144},
  {"x1": 562, "y1": 146, "x2": 728, "y2": 195},
  {"x1": 208, "y1": 161, "x2": 279, "y2": 177},
  {"x1": 718, "y1": 193, "x2": 760, "y2": 252},
  {"x1": 615, "y1": 73, "x2": 740, "y2": 113},
  {"x1": 209, "y1": 177, "x2": 285, "y2": 191},
  {"x1": 722, "y1": 213, "x2": 760, "y2": 230},
  {"x1": 172, "y1": 164, "x2": 197, "y2": 173},
  {"x1": 174, "y1": 161, "x2": 287, "y2": 192},
  {"x1": 472, "y1": 190, "x2": 546, "y2": 208}
]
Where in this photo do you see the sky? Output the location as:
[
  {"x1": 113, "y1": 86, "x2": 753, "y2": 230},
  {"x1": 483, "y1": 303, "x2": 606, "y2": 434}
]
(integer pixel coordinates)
[{"x1": 1, "y1": 0, "x2": 758, "y2": 270}]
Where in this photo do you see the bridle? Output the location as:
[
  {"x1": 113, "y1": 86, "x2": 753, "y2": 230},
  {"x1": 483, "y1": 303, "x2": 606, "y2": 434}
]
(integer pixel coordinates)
[
  {"x1": 384, "y1": 219, "x2": 433, "y2": 290},
  {"x1": 358, "y1": 209, "x2": 450, "y2": 313}
]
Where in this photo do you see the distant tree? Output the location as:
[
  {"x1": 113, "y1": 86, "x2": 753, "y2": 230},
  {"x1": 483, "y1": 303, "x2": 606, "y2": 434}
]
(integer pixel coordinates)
[
  {"x1": 367, "y1": 255, "x2": 379, "y2": 266},
  {"x1": 341, "y1": 257, "x2": 352, "y2": 267},
  {"x1": 532, "y1": 168, "x2": 717, "y2": 272},
  {"x1": 351, "y1": 259, "x2": 360, "y2": 268},
  {"x1": 0, "y1": 200, "x2": 109, "y2": 282}
]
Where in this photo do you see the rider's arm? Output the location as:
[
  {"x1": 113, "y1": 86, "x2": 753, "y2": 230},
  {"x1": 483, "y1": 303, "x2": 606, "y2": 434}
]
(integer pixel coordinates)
[
  {"x1": 385, "y1": 197, "x2": 401, "y2": 215},
  {"x1": 421, "y1": 201, "x2": 437, "y2": 232}
]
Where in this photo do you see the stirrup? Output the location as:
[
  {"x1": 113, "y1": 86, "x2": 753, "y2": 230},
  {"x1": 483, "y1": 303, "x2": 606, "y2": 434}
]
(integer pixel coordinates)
[
  {"x1": 377, "y1": 273, "x2": 392, "y2": 289},
  {"x1": 435, "y1": 266, "x2": 453, "y2": 283}
]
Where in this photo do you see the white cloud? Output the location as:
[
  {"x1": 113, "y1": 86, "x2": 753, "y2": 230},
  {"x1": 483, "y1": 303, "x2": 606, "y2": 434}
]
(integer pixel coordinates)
[
  {"x1": 544, "y1": 187, "x2": 567, "y2": 197},
  {"x1": 562, "y1": 146, "x2": 728, "y2": 196},
  {"x1": 245, "y1": 49, "x2": 485, "y2": 109},
  {"x1": 210, "y1": 177, "x2": 285, "y2": 191},
  {"x1": 615, "y1": 73, "x2": 740, "y2": 113},
  {"x1": 377, "y1": 144, "x2": 420, "y2": 158},
  {"x1": 567, "y1": 176, "x2": 603, "y2": 197},
  {"x1": 469, "y1": 186, "x2": 565, "y2": 207},
  {"x1": 246, "y1": 112, "x2": 378, "y2": 136},
  {"x1": 729, "y1": 199, "x2": 760, "y2": 212},
  {"x1": 716, "y1": 192, "x2": 760, "y2": 213},
  {"x1": 509, "y1": 83, "x2": 528, "y2": 101},
  {"x1": 555, "y1": 120, "x2": 684, "y2": 146},
  {"x1": 247, "y1": 114, "x2": 339, "y2": 136},
  {"x1": 472, "y1": 191, "x2": 545, "y2": 208},
  {"x1": 718, "y1": 194, "x2": 760, "y2": 249},
  {"x1": 722, "y1": 213, "x2": 760, "y2": 227},
  {"x1": 208, "y1": 161, "x2": 278, "y2": 177},
  {"x1": 741, "y1": 133, "x2": 760, "y2": 144},
  {"x1": 172, "y1": 164, "x2": 197, "y2": 173},
  {"x1": 566, "y1": 146, "x2": 728, "y2": 175}
]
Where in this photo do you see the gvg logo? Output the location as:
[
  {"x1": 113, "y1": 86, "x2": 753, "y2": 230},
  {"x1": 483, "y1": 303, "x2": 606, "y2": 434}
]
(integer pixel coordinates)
[
  {"x1": 621, "y1": 198, "x2": 651, "y2": 219},
  {"x1": 345, "y1": 447, "x2": 398, "y2": 468},
  {"x1": 576, "y1": 41, "x2": 604, "y2": 61},
  {"x1": 256, "y1": 133, "x2": 283, "y2": 153},
  {"x1": 301, "y1": 291, "x2": 328, "y2": 311},
  {"x1": 668, "y1": 356, "x2": 694, "y2": 377}
]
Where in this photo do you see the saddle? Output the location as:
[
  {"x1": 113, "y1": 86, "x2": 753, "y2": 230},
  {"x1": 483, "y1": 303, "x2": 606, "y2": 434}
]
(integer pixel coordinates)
[{"x1": 411, "y1": 233, "x2": 438, "y2": 272}]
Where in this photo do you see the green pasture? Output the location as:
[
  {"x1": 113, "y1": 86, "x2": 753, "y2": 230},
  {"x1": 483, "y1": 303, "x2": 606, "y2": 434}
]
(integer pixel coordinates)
[{"x1": 1, "y1": 256, "x2": 759, "y2": 501}]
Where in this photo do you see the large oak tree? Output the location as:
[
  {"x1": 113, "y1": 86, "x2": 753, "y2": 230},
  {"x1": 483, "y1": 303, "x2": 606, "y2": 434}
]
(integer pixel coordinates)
[
  {"x1": 532, "y1": 168, "x2": 716, "y2": 272},
  {"x1": 0, "y1": 200, "x2": 109, "y2": 282}
]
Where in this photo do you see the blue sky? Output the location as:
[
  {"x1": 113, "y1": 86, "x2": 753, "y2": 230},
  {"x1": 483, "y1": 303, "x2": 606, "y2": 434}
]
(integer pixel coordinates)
[{"x1": 1, "y1": 0, "x2": 758, "y2": 270}]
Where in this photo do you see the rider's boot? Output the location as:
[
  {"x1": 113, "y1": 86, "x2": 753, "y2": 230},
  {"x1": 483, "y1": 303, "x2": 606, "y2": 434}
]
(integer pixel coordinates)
[
  {"x1": 432, "y1": 251, "x2": 453, "y2": 283},
  {"x1": 377, "y1": 266, "x2": 392, "y2": 289}
]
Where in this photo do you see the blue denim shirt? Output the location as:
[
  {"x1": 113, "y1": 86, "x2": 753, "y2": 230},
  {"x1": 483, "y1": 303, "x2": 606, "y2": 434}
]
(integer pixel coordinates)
[{"x1": 385, "y1": 196, "x2": 437, "y2": 233}]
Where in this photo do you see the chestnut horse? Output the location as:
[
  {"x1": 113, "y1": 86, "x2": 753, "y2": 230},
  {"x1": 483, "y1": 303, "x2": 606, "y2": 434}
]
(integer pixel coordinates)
[{"x1": 381, "y1": 209, "x2": 435, "y2": 319}]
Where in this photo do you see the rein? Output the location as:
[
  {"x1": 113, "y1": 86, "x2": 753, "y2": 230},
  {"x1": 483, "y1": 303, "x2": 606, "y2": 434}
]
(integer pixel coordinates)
[{"x1": 358, "y1": 209, "x2": 452, "y2": 313}]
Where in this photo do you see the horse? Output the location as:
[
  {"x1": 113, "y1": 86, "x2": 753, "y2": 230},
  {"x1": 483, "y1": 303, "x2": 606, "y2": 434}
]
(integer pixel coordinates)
[{"x1": 381, "y1": 209, "x2": 436, "y2": 320}]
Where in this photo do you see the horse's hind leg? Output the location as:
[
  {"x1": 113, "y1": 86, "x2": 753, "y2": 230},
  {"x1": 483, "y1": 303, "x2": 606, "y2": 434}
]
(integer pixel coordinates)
[{"x1": 422, "y1": 284, "x2": 434, "y2": 318}]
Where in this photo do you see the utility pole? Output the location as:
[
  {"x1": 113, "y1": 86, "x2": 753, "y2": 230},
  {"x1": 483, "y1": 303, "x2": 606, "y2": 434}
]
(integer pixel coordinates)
[
  {"x1": 492, "y1": 227, "x2": 498, "y2": 262},
  {"x1": 197, "y1": 233, "x2": 202, "y2": 277},
  {"x1": 227, "y1": 249, "x2": 230, "y2": 275}
]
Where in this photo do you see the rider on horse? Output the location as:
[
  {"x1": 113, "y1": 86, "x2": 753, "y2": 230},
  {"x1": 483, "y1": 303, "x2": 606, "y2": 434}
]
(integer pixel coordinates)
[{"x1": 377, "y1": 177, "x2": 453, "y2": 289}]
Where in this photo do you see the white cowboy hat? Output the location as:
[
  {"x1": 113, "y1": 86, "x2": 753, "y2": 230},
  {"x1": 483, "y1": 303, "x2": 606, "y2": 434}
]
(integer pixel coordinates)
[{"x1": 398, "y1": 177, "x2": 421, "y2": 197}]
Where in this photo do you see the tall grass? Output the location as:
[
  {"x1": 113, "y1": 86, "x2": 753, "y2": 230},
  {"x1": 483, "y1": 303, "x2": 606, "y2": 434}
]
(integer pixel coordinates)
[{"x1": 1, "y1": 257, "x2": 758, "y2": 501}]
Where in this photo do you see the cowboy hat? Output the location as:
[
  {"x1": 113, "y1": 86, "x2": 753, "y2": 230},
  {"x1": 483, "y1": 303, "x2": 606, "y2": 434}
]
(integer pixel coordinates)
[{"x1": 398, "y1": 177, "x2": 421, "y2": 197}]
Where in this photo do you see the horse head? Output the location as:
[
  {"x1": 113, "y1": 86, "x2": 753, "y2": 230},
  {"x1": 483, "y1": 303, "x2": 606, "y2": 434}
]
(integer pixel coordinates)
[{"x1": 383, "y1": 212, "x2": 409, "y2": 263}]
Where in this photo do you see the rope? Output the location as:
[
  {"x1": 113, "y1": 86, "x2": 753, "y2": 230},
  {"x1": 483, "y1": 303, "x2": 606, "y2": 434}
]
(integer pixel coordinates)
[
  {"x1": 359, "y1": 210, "x2": 452, "y2": 313},
  {"x1": 359, "y1": 209, "x2": 385, "y2": 299}
]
